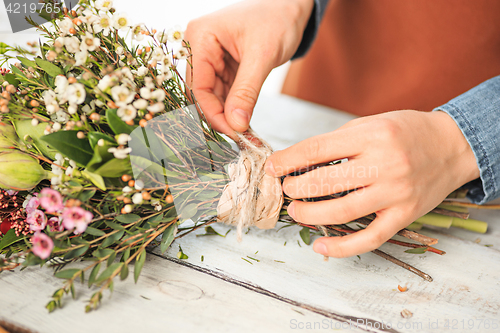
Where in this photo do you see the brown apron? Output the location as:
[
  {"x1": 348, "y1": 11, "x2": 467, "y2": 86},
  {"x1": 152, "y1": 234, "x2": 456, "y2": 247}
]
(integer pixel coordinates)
[{"x1": 282, "y1": 0, "x2": 500, "y2": 116}]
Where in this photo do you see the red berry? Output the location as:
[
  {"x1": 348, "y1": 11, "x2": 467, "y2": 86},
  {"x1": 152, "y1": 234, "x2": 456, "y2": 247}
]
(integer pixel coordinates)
[{"x1": 0, "y1": 217, "x2": 13, "y2": 235}]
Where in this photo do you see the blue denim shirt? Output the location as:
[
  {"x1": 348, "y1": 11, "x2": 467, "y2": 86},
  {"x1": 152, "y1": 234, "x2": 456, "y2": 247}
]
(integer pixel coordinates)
[{"x1": 293, "y1": 0, "x2": 500, "y2": 204}]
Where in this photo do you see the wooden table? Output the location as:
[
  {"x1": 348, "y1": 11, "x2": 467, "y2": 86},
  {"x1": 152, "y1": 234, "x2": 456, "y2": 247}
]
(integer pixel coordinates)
[{"x1": 1, "y1": 95, "x2": 499, "y2": 333}]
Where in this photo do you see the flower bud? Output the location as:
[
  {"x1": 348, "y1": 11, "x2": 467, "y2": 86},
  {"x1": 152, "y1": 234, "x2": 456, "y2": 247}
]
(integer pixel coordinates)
[{"x1": 0, "y1": 151, "x2": 48, "y2": 190}]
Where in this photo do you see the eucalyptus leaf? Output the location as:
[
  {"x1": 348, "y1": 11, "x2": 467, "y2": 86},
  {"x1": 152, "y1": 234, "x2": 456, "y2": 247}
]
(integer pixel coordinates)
[
  {"x1": 88, "y1": 263, "x2": 101, "y2": 287},
  {"x1": 299, "y1": 227, "x2": 311, "y2": 245},
  {"x1": 160, "y1": 224, "x2": 176, "y2": 254},
  {"x1": 134, "y1": 250, "x2": 146, "y2": 283},
  {"x1": 54, "y1": 268, "x2": 80, "y2": 280},
  {"x1": 41, "y1": 130, "x2": 93, "y2": 166},
  {"x1": 95, "y1": 262, "x2": 123, "y2": 284},
  {"x1": 101, "y1": 230, "x2": 125, "y2": 248},
  {"x1": 116, "y1": 214, "x2": 141, "y2": 224},
  {"x1": 64, "y1": 244, "x2": 89, "y2": 260},
  {"x1": 35, "y1": 58, "x2": 64, "y2": 77},
  {"x1": 85, "y1": 226, "x2": 105, "y2": 237}
]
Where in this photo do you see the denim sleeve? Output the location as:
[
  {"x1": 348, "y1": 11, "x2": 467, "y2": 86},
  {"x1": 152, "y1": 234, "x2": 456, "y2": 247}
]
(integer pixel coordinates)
[
  {"x1": 292, "y1": 0, "x2": 330, "y2": 59},
  {"x1": 433, "y1": 75, "x2": 500, "y2": 204}
]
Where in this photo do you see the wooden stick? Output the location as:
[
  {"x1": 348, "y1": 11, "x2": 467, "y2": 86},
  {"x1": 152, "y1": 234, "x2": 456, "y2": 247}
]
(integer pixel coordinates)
[
  {"x1": 355, "y1": 218, "x2": 439, "y2": 246},
  {"x1": 431, "y1": 207, "x2": 470, "y2": 219},
  {"x1": 442, "y1": 200, "x2": 500, "y2": 210},
  {"x1": 324, "y1": 226, "x2": 433, "y2": 282}
]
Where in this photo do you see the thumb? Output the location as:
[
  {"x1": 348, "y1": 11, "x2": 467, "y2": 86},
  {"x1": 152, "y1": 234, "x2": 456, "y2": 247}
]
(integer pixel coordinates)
[{"x1": 224, "y1": 58, "x2": 271, "y2": 132}]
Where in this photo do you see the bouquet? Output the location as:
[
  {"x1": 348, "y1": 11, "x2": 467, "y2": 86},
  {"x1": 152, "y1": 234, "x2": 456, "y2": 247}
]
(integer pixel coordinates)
[{"x1": 0, "y1": 0, "x2": 497, "y2": 313}]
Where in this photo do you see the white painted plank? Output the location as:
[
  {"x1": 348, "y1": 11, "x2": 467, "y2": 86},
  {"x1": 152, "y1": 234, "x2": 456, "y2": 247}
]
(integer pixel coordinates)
[{"x1": 0, "y1": 253, "x2": 365, "y2": 333}]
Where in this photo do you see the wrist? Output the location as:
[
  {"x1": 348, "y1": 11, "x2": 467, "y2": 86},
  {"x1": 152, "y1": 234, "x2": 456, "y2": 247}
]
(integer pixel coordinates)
[{"x1": 431, "y1": 111, "x2": 480, "y2": 187}]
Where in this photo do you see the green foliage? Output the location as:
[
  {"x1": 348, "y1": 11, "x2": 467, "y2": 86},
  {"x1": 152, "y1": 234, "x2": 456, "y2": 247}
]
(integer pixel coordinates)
[
  {"x1": 41, "y1": 131, "x2": 93, "y2": 166},
  {"x1": 299, "y1": 227, "x2": 311, "y2": 245}
]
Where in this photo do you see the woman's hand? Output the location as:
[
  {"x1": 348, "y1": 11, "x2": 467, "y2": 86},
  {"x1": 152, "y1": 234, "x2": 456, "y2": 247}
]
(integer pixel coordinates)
[
  {"x1": 265, "y1": 110, "x2": 480, "y2": 257},
  {"x1": 185, "y1": 0, "x2": 314, "y2": 139}
]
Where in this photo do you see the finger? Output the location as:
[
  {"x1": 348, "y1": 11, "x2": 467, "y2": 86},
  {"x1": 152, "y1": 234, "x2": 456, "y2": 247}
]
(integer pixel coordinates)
[
  {"x1": 287, "y1": 186, "x2": 386, "y2": 225},
  {"x1": 265, "y1": 127, "x2": 368, "y2": 177},
  {"x1": 283, "y1": 160, "x2": 376, "y2": 198},
  {"x1": 312, "y1": 210, "x2": 404, "y2": 258},
  {"x1": 224, "y1": 57, "x2": 272, "y2": 132}
]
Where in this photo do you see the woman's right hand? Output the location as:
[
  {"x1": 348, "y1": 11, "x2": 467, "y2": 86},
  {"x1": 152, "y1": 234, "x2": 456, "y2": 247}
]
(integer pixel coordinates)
[{"x1": 185, "y1": 0, "x2": 314, "y2": 139}]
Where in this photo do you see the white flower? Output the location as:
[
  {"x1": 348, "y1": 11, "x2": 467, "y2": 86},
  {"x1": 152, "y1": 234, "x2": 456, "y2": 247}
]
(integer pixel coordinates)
[
  {"x1": 43, "y1": 90, "x2": 57, "y2": 105},
  {"x1": 54, "y1": 110, "x2": 70, "y2": 123},
  {"x1": 155, "y1": 31, "x2": 168, "y2": 44},
  {"x1": 74, "y1": 50, "x2": 88, "y2": 67},
  {"x1": 108, "y1": 146, "x2": 132, "y2": 159},
  {"x1": 70, "y1": 160, "x2": 77, "y2": 168},
  {"x1": 160, "y1": 56, "x2": 172, "y2": 69},
  {"x1": 67, "y1": 83, "x2": 86, "y2": 105},
  {"x1": 82, "y1": 100, "x2": 96, "y2": 114},
  {"x1": 55, "y1": 76, "x2": 68, "y2": 95},
  {"x1": 54, "y1": 37, "x2": 65, "y2": 48},
  {"x1": 131, "y1": 23, "x2": 146, "y2": 41},
  {"x1": 65, "y1": 166, "x2": 74, "y2": 177},
  {"x1": 95, "y1": 0, "x2": 113, "y2": 11},
  {"x1": 80, "y1": 9, "x2": 99, "y2": 25},
  {"x1": 151, "y1": 199, "x2": 162, "y2": 211},
  {"x1": 68, "y1": 104, "x2": 78, "y2": 114},
  {"x1": 55, "y1": 153, "x2": 63, "y2": 164},
  {"x1": 132, "y1": 193, "x2": 143, "y2": 205},
  {"x1": 116, "y1": 46, "x2": 124, "y2": 55},
  {"x1": 144, "y1": 77, "x2": 155, "y2": 89},
  {"x1": 151, "y1": 47, "x2": 165, "y2": 62},
  {"x1": 123, "y1": 204, "x2": 133, "y2": 213},
  {"x1": 51, "y1": 176, "x2": 61, "y2": 186},
  {"x1": 136, "y1": 66, "x2": 148, "y2": 77},
  {"x1": 93, "y1": 13, "x2": 112, "y2": 36},
  {"x1": 167, "y1": 27, "x2": 184, "y2": 43},
  {"x1": 31, "y1": 119, "x2": 39, "y2": 126},
  {"x1": 175, "y1": 47, "x2": 189, "y2": 60},
  {"x1": 134, "y1": 180, "x2": 144, "y2": 190},
  {"x1": 122, "y1": 186, "x2": 133, "y2": 193},
  {"x1": 52, "y1": 165, "x2": 63, "y2": 176},
  {"x1": 117, "y1": 104, "x2": 137, "y2": 121},
  {"x1": 111, "y1": 85, "x2": 135, "y2": 107},
  {"x1": 112, "y1": 12, "x2": 130, "y2": 31},
  {"x1": 46, "y1": 102, "x2": 60, "y2": 114},
  {"x1": 116, "y1": 133, "x2": 131, "y2": 146},
  {"x1": 147, "y1": 102, "x2": 164, "y2": 114},
  {"x1": 120, "y1": 67, "x2": 134, "y2": 82},
  {"x1": 151, "y1": 89, "x2": 165, "y2": 102},
  {"x1": 97, "y1": 75, "x2": 118, "y2": 92},
  {"x1": 140, "y1": 87, "x2": 151, "y2": 99},
  {"x1": 80, "y1": 32, "x2": 100, "y2": 52},
  {"x1": 133, "y1": 99, "x2": 148, "y2": 110},
  {"x1": 65, "y1": 36, "x2": 81, "y2": 53},
  {"x1": 52, "y1": 122, "x2": 61, "y2": 131},
  {"x1": 58, "y1": 17, "x2": 74, "y2": 35}
]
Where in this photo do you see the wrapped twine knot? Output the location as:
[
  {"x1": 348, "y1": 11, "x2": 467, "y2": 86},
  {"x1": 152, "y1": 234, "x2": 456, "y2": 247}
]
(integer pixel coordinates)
[{"x1": 216, "y1": 129, "x2": 284, "y2": 241}]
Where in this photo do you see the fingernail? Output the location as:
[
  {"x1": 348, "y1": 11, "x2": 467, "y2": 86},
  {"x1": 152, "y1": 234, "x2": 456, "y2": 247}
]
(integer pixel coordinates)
[
  {"x1": 265, "y1": 160, "x2": 275, "y2": 176},
  {"x1": 314, "y1": 242, "x2": 328, "y2": 256},
  {"x1": 232, "y1": 108, "x2": 250, "y2": 127},
  {"x1": 287, "y1": 202, "x2": 295, "y2": 219}
]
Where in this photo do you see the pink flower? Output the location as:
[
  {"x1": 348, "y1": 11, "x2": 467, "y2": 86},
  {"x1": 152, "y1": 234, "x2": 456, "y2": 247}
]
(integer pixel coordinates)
[
  {"x1": 39, "y1": 188, "x2": 64, "y2": 213},
  {"x1": 25, "y1": 196, "x2": 40, "y2": 215},
  {"x1": 62, "y1": 207, "x2": 93, "y2": 234},
  {"x1": 48, "y1": 216, "x2": 63, "y2": 232},
  {"x1": 27, "y1": 209, "x2": 47, "y2": 231},
  {"x1": 31, "y1": 232, "x2": 54, "y2": 260}
]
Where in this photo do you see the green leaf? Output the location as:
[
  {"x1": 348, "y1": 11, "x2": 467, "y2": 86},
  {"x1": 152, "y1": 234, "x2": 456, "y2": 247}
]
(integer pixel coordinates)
[
  {"x1": 176, "y1": 246, "x2": 188, "y2": 260},
  {"x1": 41, "y1": 130, "x2": 93, "y2": 166},
  {"x1": 0, "y1": 229, "x2": 22, "y2": 251},
  {"x1": 94, "y1": 158, "x2": 131, "y2": 178},
  {"x1": 17, "y1": 56, "x2": 37, "y2": 68},
  {"x1": 54, "y1": 268, "x2": 81, "y2": 279},
  {"x1": 101, "y1": 230, "x2": 124, "y2": 248},
  {"x1": 95, "y1": 262, "x2": 122, "y2": 284},
  {"x1": 88, "y1": 263, "x2": 101, "y2": 287},
  {"x1": 85, "y1": 226, "x2": 105, "y2": 237},
  {"x1": 405, "y1": 247, "x2": 428, "y2": 254},
  {"x1": 78, "y1": 189, "x2": 96, "y2": 202},
  {"x1": 64, "y1": 244, "x2": 89, "y2": 260},
  {"x1": 207, "y1": 140, "x2": 225, "y2": 156},
  {"x1": 299, "y1": 227, "x2": 311, "y2": 245},
  {"x1": 180, "y1": 203, "x2": 198, "y2": 220},
  {"x1": 106, "y1": 108, "x2": 135, "y2": 135},
  {"x1": 82, "y1": 170, "x2": 106, "y2": 190},
  {"x1": 86, "y1": 143, "x2": 114, "y2": 173},
  {"x1": 4, "y1": 73, "x2": 20, "y2": 87},
  {"x1": 160, "y1": 224, "x2": 176, "y2": 254},
  {"x1": 10, "y1": 65, "x2": 26, "y2": 79},
  {"x1": 120, "y1": 264, "x2": 129, "y2": 280},
  {"x1": 93, "y1": 248, "x2": 114, "y2": 258},
  {"x1": 35, "y1": 58, "x2": 64, "y2": 77},
  {"x1": 116, "y1": 214, "x2": 141, "y2": 224},
  {"x1": 134, "y1": 250, "x2": 146, "y2": 283},
  {"x1": 13, "y1": 120, "x2": 57, "y2": 159},
  {"x1": 104, "y1": 221, "x2": 125, "y2": 230},
  {"x1": 107, "y1": 251, "x2": 117, "y2": 267},
  {"x1": 88, "y1": 132, "x2": 116, "y2": 150}
]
